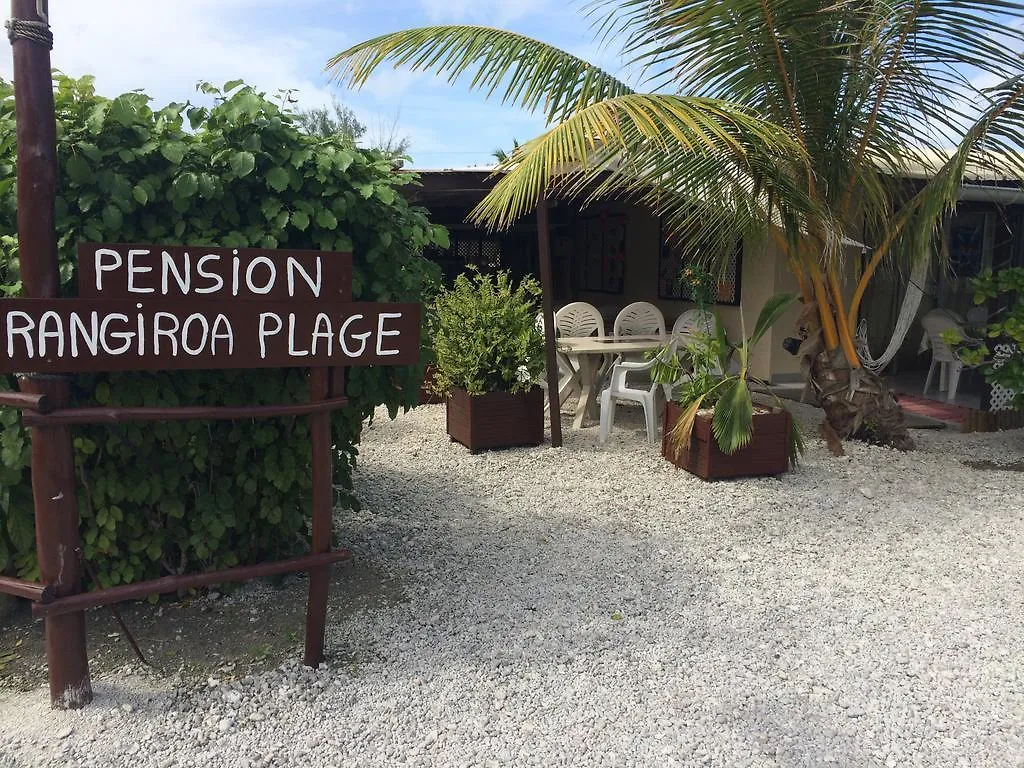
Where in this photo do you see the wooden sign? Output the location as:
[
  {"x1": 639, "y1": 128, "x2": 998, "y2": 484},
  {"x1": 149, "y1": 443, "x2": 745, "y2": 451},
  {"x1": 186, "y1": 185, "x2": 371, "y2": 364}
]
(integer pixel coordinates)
[
  {"x1": 0, "y1": 243, "x2": 422, "y2": 374},
  {"x1": 0, "y1": 299, "x2": 420, "y2": 373},
  {"x1": 77, "y1": 244, "x2": 353, "y2": 302}
]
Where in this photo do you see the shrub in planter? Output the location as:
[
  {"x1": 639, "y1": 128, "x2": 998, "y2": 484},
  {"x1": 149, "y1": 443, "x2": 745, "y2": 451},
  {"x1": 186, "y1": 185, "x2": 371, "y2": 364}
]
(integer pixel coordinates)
[
  {"x1": 428, "y1": 269, "x2": 545, "y2": 451},
  {"x1": 653, "y1": 294, "x2": 804, "y2": 479}
]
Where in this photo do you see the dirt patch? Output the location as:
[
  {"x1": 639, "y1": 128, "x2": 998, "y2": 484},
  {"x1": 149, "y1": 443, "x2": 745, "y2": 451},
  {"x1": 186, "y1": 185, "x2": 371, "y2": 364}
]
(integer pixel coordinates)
[
  {"x1": 962, "y1": 459, "x2": 1024, "y2": 472},
  {"x1": 0, "y1": 558, "x2": 406, "y2": 693}
]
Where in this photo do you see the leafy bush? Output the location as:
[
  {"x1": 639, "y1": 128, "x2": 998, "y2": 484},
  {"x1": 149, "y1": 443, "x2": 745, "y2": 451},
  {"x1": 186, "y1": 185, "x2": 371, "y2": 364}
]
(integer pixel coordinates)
[
  {"x1": 428, "y1": 269, "x2": 544, "y2": 396},
  {"x1": 946, "y1": 267, "x2": 1024, "y2": 409},
  {"x1": 0, "y1": 75, "x2": 445, "y2": 586}
]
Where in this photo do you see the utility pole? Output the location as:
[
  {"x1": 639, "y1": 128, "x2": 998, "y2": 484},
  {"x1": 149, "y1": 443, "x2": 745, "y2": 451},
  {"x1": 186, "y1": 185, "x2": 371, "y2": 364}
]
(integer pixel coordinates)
[{"x1": 8, "y1": 0, "x2": 92, "y2": 708}]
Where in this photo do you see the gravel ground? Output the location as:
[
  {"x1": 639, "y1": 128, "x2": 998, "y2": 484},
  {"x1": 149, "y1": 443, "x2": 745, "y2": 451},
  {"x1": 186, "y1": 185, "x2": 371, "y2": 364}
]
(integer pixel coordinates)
[{"x1": 2, "y1": 401, "x2": 1024, "y2": 768}]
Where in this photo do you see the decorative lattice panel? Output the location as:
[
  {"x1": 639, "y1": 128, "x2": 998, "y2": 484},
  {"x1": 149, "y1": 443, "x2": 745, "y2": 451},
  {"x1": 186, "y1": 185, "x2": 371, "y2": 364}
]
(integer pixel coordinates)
[
  {"x1": 989, "y1": 343, "x2": 1019, "y2": 412},
  {"x1": 480, "y1": 238, "x2": 502, "y2": 270},
  {"x1": 658, "y1": 243, "x2": 742, "y2": 306}
]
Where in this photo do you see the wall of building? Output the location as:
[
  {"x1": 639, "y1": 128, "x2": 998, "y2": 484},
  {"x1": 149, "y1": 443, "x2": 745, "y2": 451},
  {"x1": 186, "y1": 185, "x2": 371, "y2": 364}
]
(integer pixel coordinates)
[{"x1": 569, "y1": 204, "x2": 801, "y2": 381}]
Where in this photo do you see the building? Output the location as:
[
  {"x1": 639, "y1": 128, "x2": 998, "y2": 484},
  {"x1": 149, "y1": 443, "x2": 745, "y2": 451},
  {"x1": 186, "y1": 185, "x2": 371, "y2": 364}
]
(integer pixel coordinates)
[{"x1": 406, "y1": 168, "x2": 1024, "y2": 384}]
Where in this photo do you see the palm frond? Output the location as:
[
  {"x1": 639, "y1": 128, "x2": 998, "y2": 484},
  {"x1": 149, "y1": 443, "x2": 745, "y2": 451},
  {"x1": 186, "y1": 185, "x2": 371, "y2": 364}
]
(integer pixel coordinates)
[
  {"x1": 326, "y1": 26, "x2": 634, "y2": 124},
  {"x1": 469, "y1": 93, "x2": 822, "y2": 253},
  {"x1": 750, "y1": 292, "x2": 800, "y2": 349},
  {"x1": 666, "y1": 395, "x2": 705, "y2": 461},
  {"x1": 711, "y1": 378, "x2": 754, "y2": 455}
]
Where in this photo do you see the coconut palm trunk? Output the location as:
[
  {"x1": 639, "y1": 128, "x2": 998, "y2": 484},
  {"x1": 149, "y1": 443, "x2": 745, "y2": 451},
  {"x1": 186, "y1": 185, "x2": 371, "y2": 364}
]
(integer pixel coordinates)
[{"x1": 328, "y1": 1, "x2": 1024, "y2": 452}]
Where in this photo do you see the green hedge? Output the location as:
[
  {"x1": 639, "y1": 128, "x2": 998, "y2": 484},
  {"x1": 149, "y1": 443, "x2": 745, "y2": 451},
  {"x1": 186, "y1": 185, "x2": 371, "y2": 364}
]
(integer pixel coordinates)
[{"x1": 0, "y1": 75, "x2": 445, "y2": 587}]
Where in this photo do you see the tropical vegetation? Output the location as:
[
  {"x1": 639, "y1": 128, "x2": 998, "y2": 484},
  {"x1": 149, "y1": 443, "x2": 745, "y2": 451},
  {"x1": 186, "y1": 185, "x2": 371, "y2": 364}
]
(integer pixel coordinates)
[
  {"x1": 0, "y1": 75, "x2": 445, "y2": 586},
  {"x1": 947, "y1": 267, "x2": 1024, "y2": 410},
  {"x1": 328, "y1": 0, "x2": 1024, "y2": 451},
  {"x1": 652, "y1": 294, "x2": 804, "y2": 465},
  {"x1": 428, "y1": 268, "x2": 545, "y2": 396}
]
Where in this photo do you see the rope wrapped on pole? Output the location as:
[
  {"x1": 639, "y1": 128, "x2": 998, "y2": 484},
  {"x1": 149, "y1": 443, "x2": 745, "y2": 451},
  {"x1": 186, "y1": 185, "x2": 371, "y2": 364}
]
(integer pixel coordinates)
[{"x1": 5, "y1": 17, "x2": 52, "y2": 49}]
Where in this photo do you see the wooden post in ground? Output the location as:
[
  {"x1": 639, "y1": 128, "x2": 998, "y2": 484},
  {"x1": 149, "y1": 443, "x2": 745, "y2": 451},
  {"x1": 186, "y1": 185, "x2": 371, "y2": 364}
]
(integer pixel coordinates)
[
  {"x1": 304, "y1": 366, "x2": 340, "y2": 666},
  {"x1": 536, "y1": 200, "x2": 563, "y2": 448},
  {"x1": 9, "y1": 0, "x2": 92, "y2": 708}
]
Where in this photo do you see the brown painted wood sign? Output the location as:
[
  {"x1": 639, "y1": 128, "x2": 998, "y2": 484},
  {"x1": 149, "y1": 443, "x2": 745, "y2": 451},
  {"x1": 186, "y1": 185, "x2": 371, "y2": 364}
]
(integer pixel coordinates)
[{"x1": 1, "y1": 244, "x2": 419, "y2": 374}]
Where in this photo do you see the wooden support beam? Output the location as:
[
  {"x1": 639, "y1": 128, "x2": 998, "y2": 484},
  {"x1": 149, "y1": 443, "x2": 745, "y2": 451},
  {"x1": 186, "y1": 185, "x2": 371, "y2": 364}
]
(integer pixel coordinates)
[
  {"x1": 32, "y1": 549, "x2": 352, "y2": 619},
  {"x1": 303, "y1": 367, "x2": 339, "y2": 667},
  {"x1": 10, "y1": 0, "x2": 93, "y2": 709},
  {"x1": 0, "y1": 576, "x2": 56, "y2": 603},
  {"x1": 21, "y1": 397, "x2": 350, "y2": 427},
  {"x1": 536, "y1": 200, "x2": 563, "y2": 448},
  {"x1": 0, "y1": 391, "x2": 50, "y2": 412}
]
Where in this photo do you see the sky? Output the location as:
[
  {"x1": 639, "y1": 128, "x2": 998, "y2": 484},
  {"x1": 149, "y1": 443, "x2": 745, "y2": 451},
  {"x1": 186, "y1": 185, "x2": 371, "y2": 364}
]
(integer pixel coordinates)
[{"x1": 0, "y1": 0, "x2": 621, "y2": 169}]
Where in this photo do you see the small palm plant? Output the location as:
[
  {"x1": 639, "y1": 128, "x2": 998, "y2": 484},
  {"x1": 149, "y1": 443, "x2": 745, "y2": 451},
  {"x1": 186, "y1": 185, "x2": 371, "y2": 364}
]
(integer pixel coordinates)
[{"x1": 654, "y1": 294, "x2": 804, "y2": 467}]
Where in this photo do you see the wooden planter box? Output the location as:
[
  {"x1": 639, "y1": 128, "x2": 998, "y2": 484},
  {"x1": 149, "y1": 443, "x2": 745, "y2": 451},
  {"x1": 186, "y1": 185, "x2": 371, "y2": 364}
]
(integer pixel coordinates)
[
  {"x1": 662, "y1": 401, "x2": 791, "y2": 480},
  {"x1": 446, "y1": 386, "x2": 544, "y2": 453}
]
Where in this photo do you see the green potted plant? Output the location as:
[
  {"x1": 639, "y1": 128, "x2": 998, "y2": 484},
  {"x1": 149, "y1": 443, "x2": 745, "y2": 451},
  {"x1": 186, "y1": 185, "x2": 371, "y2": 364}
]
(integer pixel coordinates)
[
  {"x1": 428, "y1": 268, "x2": 546, "y2": 452},
  {"x1": 653, "y1": 294, "x2": 804, "y2": 479}
]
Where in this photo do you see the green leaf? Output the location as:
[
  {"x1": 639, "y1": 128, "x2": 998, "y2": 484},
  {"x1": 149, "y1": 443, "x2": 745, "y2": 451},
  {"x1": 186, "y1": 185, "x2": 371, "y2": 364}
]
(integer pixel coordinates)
[
  {"x1": 160, "y1": 142, "x2": 186, "y2": 164},
  {"x1": 66, "y1": 154, "x2": 93, "y2": 184},
  {"x1": 171, "y1": 172, "x2": 199, "y2": 199},
  {"x1": 711, "y1": 379, "x2": 753, "y2": 455},
  {"x1": 749, "y1": 293, "x2": 799, "y2": 349},
  {"x1": 132, "y1": 184, "x2": 149, "y2": 205},
  {"x1": 315, "y1": 210, "x2": 338, "y2": 230},
  {"x1": 266, "y1": 167, "x2": 290, "y2": 192},
  {"x1": 291, "y1": 210, "x2": 310, "y2": 231},
  {"x1": 230, "y1": 151, "x2": 256, "y2": 178},
  {"x1": 102, "y1": 204, "x2": 123, "y2": 232},
  {"x1": 223, "y1": 79, "x2": 245, "y2": 92}
]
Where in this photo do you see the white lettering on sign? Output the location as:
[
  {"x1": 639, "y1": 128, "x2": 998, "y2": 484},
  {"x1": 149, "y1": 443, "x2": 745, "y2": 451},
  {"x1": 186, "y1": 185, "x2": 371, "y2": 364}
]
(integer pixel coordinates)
[
  {"x1": 211, "y1": 315, "x2": 234, "y2": 355},
  {"x1": 127, "y1": 250, "x2": 155, "y2": 294},
  {"x1": 69, "y1": 312, "x2": 99, "y2": 358},
  {"x1": 288, "y1": 259, "x2": 321, "y2": 298},
  {"x1": 311, "y1": 313, "x2": 332, "y2": 356},
  {"x1": 162, "y1": 250, "x2": 190, "y2": 295},
  {"x1": 1, "y1": 303, "x2": 414, "y2": 372},
  {"x1": 153, "y1": 312, "x2": 180, "y2": 356},
  {"x1": 258, "y1": 312, "x2": 284, "y2": 359},
  {"x1": 38, "y1": 311, "x2": 65, "y2": 358},
  {"x1": 94, "y1": 248, "x2": 122, "y2": 292},
  {"x1": 375, "y1": 312, "x2": 403, "y2": 356},
  {"x1": 339, "y1": 314, "x2": 369, "y2": 357},
  {"x1": 87, "y1": 247, "x2": 330, "y2": 299},
  {"x1": 195, "y1": 254, "x2": 224, "y2": 295}
]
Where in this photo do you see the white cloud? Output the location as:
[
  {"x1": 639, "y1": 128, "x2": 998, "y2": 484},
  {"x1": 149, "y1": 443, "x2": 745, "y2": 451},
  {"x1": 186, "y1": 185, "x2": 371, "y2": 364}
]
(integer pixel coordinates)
[
  {"x1": 1, "y1": 0, "x2": 338, "y2": 113},
  {"x1": 418, "y1": 0, "x2": 553, "y2": 26}
]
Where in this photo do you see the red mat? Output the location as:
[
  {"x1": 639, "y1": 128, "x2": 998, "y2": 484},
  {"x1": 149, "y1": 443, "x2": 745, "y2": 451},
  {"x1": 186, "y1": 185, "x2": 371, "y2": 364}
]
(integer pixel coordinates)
[{"x1": 894, "y1": 392, "x2": 971, "y2": 423}]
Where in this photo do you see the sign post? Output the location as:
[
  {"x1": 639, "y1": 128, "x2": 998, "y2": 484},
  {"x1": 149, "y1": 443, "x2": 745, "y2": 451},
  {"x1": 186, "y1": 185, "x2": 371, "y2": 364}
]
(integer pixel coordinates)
[
  {"x1": 0, "y1": 242, "x2": 421, "y2": 707},
  {"x1": 2, "y1": 0, "x2": 423, "y2": 708},
  {"x1": 8, "y1": 0, "x2": 92, "y2": 709}
]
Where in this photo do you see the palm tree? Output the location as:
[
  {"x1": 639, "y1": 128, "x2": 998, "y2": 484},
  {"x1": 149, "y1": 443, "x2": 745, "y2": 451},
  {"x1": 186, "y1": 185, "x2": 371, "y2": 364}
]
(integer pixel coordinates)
[{"x1": 327, "y1": 1, "x2": 1024, "y2": 450}]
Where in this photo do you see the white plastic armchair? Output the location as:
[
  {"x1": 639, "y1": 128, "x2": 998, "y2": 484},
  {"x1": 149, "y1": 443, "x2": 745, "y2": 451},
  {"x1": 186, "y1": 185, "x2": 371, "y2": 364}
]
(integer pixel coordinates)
[
  {"x1": 555, "y1": 301, "x2": 605, "y2": 338},
  {"x1": 920, "y1": 309, "x2": 966, "y2": 403},
  {"x1": 671, "y1": 308, "x2": 717, "y2": 342},
  {"x1": 599, "y1": 342, "x2": 677, "y2": 444},
  {"x1": 613, "y1": 301, "x2": 666, "y2": 338}
]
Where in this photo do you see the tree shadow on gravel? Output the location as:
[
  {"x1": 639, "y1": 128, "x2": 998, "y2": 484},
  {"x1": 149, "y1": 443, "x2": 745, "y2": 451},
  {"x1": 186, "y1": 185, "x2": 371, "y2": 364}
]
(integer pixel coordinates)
[{"x1": 0, "y1": 559, "x2": 405, "y2": 694}]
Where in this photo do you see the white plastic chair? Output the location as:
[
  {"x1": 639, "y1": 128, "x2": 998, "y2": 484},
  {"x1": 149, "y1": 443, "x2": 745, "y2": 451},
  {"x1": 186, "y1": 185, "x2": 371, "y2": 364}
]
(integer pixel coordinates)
[
  {"x1": 555, "y1": 302, "x2": 605, "y2": 338},
  {"x1": 920, "y1": 309, "x2": 965, "y2": 403},
  {"x1": 536, "y1": 311, "x2": 580, "y2": 411},
  {"x1": 613, "y1": 301, "x2": 666, "y2": 339},
  {"x1": 599, "y1": 342, "x2": 677, "y2": 444},
  {"x1": 671, "y1": 308, "x2": 717, "y2": 343}
]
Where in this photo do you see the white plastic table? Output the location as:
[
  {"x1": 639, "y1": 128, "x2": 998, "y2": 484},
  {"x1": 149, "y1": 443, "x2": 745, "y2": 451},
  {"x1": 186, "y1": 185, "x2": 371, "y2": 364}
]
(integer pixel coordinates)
[{"x1": 557, "y1": 335, "x2": 666, "y2": 428}]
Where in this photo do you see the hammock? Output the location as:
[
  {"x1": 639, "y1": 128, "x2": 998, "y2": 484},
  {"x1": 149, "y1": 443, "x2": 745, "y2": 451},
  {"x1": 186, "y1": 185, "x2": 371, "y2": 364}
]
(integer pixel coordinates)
[{"x1": 855, "y1": 253, "x2": 931, "y2": 373}]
